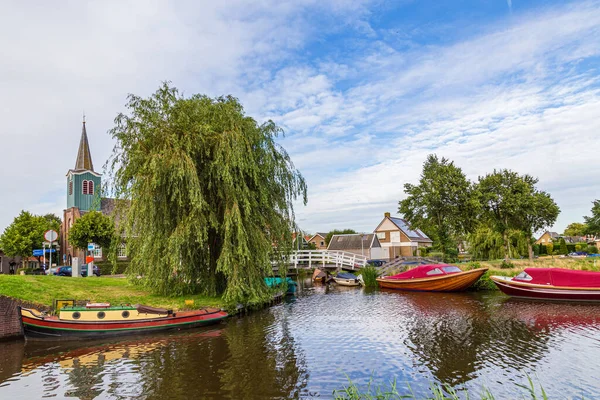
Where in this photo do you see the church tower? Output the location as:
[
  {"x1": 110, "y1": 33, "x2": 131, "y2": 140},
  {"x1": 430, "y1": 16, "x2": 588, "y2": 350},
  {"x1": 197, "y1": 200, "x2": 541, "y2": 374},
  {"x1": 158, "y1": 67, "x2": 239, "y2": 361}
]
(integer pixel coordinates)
[
  {"x1": 66, "y1": 118, "x2": 101, "y2": 211},
  {"x1": 62, "y1": 117, "x2": 102, "y2": 265}
]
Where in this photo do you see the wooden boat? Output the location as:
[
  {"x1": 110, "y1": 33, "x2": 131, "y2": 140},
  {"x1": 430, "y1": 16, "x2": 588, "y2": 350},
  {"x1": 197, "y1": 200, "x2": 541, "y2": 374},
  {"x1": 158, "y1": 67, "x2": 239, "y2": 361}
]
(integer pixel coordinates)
[
  {"x1": 312, "y1": 268, "x2": 327, "y2": 282},
  {"x1": 20, "y1": 303, "x2": 228, "y2": 340},
  {"x1": 333, "y1": 272, "x2": 361, "y2": 286},
  {"x1": 376, "y1": 264, "x2": 488, "y2": 292},
  {"x1": 491, "y1": 268, "x2": 600, "y2": 301}
]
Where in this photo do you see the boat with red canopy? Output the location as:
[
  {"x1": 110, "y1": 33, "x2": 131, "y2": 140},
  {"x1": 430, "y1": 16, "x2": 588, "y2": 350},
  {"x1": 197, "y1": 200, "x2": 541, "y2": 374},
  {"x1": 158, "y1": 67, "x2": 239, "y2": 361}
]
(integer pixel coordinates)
[
  {"x1": 376, "y1": 264, "x2": 488, "y2": 292},
  {"x1": 491, "y1": 268, "x2": 600, "y2": 301}
]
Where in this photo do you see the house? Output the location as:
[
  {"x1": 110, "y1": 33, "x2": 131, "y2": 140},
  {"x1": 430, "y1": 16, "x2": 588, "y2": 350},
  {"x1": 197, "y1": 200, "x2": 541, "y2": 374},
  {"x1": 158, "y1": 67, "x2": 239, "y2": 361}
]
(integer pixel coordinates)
[
  {"x1": 307, "y1": 232, "x2": 328, "y2": 250},
  {"x1": 327, "y1": 234, "x2": 387, "y2": 259},
  {"x1": 0, "y1": 250, "x2": 22, "y2": 274},
  {"x1": 534, "y1": 231, "x2": 559, "y2": 245},
  {"x1": 373, "y1": 213, "x2": 433, "y2": 258}
]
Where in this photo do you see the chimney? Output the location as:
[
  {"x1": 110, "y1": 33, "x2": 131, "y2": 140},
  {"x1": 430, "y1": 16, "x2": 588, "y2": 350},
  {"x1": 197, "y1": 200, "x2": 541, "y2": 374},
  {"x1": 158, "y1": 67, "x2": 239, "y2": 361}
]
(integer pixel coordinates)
[{"x1": 384, "y1": 212, "x2": 391, "y2": 218}]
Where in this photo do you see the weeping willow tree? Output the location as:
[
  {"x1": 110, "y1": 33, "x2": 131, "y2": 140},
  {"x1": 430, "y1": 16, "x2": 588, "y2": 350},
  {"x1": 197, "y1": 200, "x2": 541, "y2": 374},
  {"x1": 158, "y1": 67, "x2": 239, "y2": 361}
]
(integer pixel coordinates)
[
  {"x1": 106, "y1": 83, "x2": 307, "y2": 305},
  {"x1": 467, "y1": 225, "x2": 529, "y2": 260}
]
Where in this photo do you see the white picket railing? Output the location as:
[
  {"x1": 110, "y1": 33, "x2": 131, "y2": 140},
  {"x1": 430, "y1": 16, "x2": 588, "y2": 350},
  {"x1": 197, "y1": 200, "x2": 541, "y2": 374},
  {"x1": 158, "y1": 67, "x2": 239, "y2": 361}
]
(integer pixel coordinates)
[{"x1": 282, "y1": 250, "x2": 368, "y2": 270}]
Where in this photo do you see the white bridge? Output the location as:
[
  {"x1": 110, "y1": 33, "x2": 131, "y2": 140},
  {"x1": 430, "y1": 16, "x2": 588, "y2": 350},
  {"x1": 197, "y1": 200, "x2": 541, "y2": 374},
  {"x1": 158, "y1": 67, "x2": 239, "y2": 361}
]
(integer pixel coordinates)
[{"x1": 275, "y1": 250, "x2": 368, "y2": 271}]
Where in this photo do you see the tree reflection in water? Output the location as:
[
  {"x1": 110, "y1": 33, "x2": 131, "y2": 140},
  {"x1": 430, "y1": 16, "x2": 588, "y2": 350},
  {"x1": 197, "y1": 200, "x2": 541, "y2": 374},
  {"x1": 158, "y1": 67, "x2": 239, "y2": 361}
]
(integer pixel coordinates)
[{"x1": 396, "y1": 291, "x2": 551, "y2": 386}]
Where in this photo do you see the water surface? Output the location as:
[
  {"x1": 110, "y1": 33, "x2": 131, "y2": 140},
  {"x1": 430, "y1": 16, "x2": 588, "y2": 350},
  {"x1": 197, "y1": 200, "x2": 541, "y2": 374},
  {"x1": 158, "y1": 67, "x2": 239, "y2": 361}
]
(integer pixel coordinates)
[{"x1": 2, "y1": 281, "x2": 600, "y2": 399}]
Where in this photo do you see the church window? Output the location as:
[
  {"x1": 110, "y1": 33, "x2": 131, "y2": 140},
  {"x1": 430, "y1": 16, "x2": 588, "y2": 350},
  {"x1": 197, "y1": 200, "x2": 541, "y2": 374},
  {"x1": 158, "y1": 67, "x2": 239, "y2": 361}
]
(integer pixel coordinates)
[
  {"x1": 83, "y1": 180, "x2": 88, "y2": 195},
  {"x1": 88, "y1": 181, "x2": 94, "y2": 195},
  {"x1": 69, "y1": 181, "x2": 73, "y2": 195}
]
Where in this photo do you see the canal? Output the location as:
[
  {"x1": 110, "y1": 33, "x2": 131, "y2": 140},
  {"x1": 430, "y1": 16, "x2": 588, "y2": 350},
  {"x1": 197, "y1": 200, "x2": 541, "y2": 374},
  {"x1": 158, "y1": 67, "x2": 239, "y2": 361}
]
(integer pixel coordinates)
[{"x1": 1, "y1": 281, "x2": 600, "y2": 399}]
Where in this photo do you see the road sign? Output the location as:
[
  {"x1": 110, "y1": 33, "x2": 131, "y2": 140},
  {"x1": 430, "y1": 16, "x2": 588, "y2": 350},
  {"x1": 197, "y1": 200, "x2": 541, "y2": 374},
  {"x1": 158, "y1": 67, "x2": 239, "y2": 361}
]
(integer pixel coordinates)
[
  {"x1": 33, "y1": 249, "x2": 56, "y2": 256},
  {"x1": 44, "y1": 230, "x2": 58, "y2": 242},
  {"x1": 88, "y1": 244, "x2": 95, "y2": 251}
]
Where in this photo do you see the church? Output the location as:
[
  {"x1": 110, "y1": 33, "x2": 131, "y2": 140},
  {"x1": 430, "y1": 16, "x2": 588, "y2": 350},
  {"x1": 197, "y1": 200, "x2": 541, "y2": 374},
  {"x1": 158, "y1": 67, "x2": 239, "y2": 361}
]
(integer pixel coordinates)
[{"x1": 60, "y1": 119, "x2": 123, "y2": 265}]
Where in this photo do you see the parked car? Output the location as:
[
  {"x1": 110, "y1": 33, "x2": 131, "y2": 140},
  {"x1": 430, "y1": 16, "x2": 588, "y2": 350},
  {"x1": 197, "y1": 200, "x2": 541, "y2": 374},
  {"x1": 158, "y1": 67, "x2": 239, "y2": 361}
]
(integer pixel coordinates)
[{"x1": 54, "y1": 265, "x2": 101, "y2": 277}]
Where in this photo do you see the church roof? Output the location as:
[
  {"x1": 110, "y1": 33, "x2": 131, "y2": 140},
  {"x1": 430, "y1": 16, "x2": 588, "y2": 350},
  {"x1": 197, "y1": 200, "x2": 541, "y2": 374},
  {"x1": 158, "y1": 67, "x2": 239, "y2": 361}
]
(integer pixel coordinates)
[{"x1": 74, "y1": 120, "x2": 94, "y2": 172}]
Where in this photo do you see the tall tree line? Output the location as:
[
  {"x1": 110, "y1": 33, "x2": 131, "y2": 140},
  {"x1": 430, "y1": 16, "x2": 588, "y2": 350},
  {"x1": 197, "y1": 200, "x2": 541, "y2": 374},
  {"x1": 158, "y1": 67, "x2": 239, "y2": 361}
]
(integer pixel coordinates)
[{"x1": 399, "y1": 155, "x2": 560, "y2": 262}]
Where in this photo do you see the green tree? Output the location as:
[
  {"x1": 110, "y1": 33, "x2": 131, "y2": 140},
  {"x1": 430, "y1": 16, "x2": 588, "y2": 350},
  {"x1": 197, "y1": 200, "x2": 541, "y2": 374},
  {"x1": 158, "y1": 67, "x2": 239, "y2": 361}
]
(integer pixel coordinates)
[
  {"x1": 106, "y1": 83, "x2": 307, "y2": 304},
  {"x1": 467, "y1": 225, "x2": 529, "y2": 260},
  {"x1": 399, "y1": 154, "x2": 479, "y2": 258},
  {"x1": 43, "y1": 213, "x2": 62, "y2": 232},
  {"x1": 584, "y1": 200, "x2": 600, "y2": 236},
  {"x1": 0, "y1": 211, "x2": 57, "y2": 264},
  {"x1": 477, "y1": 170, "x2": 558, "y2": 262},
  {"x1": 564, "y1": 222, "x2": 587, "y2": 237},
  {"x1": 559, "y1": 238, "x2": 568, "y2": 255},
  {"x1": 522, "y1": 191, "x2": 560, "y2": 261},
  {"x1": 325, "y1": 229, "x2": 357, "y2": 246},
  {"x1": 68, "y1": 211, "x2": 116, "y2": 252}
]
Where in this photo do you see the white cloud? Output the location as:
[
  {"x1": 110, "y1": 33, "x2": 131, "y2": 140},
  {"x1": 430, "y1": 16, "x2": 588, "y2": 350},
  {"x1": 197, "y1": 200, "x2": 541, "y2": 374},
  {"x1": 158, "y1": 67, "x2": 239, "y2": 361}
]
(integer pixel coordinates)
[{"x1": 0, "y1": 0, "x2": 598, "y2": 239}]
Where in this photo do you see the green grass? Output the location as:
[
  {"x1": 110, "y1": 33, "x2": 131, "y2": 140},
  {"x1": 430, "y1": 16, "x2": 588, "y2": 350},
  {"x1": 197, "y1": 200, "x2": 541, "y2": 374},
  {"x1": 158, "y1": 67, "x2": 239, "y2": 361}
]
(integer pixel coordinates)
[
  {"x1": 358, "y1": 266, "x2": 379, "y2": 288},
  {"x1": 0, "y1": 275, "x2": 223, "y2": 310},
  {"x1": 333, "y1": 375, "x2": 554, "y2": 399}
]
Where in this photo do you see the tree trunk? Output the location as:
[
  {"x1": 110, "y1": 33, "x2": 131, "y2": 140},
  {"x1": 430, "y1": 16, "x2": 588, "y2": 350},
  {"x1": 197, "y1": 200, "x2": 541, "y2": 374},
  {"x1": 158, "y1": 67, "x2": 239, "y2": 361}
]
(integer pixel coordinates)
[
  {"x1": 528, "y1": 242, "x2": 534, "y2": 262},
  {"x1": 503, "y1": 230, "x2": 510, "y2": 262}
]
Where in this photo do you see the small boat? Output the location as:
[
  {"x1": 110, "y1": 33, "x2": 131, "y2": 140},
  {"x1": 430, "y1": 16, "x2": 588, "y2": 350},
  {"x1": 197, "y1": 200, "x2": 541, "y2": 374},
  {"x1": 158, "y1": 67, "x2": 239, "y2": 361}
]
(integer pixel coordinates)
[
  {"x1": 312, "y1": 268, "x2": 327, "y2": 282},
  {"x1": 20, "y1": 303, "x2": 228, "y2": 340},
  {"x1": 376, "y1": 264, "x2": 488, "y2": 292},
  {"x1": 264, "y1": 277, "x2": 297, "y2": 294},
  {"x1": 333, "y1": 272, "x2": 361, "y2": 287},
  {"x1": 491, "y1": 268, "x2": 600, "y2": 302}
]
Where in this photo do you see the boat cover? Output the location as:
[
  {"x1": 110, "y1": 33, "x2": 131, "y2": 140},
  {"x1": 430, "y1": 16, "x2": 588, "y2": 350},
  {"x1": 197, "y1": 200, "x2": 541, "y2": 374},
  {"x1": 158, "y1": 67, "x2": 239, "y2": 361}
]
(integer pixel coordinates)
[
  {"x1": 337, "y1": 272, "x2": 358, "y2": 280},
  {"x1": 385, "y1": 264, "x2": 462, "y2": 280},
  {"x1": 518, "y1": 268, "x2": 600, "y2": 288},
  {"x1": 135, "y1": 304, "x2": 172, "y2": 315}
]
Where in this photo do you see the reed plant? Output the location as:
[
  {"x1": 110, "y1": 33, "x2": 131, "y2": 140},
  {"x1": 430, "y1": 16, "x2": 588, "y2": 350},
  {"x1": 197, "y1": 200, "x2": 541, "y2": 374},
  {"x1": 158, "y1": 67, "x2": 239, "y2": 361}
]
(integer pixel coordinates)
[
  {"x1": 333, "y1": 375, "x2": 555, "y2": 400},
  {"x1": 358, "y1": 266, "x2": 379, "y2": 287}
]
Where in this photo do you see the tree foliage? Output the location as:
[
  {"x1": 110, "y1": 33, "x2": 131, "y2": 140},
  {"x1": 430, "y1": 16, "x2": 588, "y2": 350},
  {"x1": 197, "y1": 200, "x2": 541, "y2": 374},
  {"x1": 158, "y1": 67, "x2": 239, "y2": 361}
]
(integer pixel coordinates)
[
  {"x1": 477, "y1": 169, "x2": 559, "y2": 261},
  {"x1": 68, "y1": 211, "x2": 116, "y2": 251},
  {"x1": 398, "y1": 154, "x2": 478, "y2": 256},
  {"x1": 325, "y1": 229, "x2": 357, "y2": 246},
  {"x1": 0, "y1": 211, "x2": 58, "y2": 258},
  {"x1": 564, "y1": 222, "x2": 587, "y2": 237},
  {"x1": 467, "y1": 225, "x2": 528, "y2": 260},
  {"x1": 106, "y1": 83, "x2": 307, "y2": 304},
  {"x1": 584, "y1": 200, "x2": 600, "y2": 236},
  {"x1": 559, "y1": 238, "x2": 568, "y2": 255}
]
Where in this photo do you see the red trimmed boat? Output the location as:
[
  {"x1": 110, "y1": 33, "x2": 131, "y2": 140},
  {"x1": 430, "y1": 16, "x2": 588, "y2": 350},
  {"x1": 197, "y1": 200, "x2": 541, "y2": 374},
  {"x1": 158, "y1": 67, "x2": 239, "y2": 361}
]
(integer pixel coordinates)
[
  {"x1": 491, "y1": 268, "x2": 600, "y2": 301},
  {"x1": 376, "y1": 264, "x2": 488, "y2": 292},
  {"x1": 20, "y1": 303, "x2": 228, "y2": 340}
]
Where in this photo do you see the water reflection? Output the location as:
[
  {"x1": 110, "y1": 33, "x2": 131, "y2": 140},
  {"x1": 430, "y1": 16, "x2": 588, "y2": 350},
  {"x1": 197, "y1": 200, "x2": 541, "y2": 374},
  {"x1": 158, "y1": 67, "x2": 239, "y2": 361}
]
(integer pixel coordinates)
[{"x1": 1, "y1": 289, "x2": 600, "y2": 398}]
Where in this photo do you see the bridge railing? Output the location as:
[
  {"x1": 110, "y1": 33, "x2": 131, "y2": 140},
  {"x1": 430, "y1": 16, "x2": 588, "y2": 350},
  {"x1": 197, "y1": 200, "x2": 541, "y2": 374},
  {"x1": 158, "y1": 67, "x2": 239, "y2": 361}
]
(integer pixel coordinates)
[{"x1": 284, "y1": 250, "x2": 368, "y2": 270}]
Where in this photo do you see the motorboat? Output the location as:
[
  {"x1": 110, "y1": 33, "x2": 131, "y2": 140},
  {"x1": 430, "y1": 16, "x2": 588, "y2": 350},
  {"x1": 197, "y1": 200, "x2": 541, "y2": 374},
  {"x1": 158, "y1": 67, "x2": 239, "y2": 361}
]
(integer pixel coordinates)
[
  {"x1": 376, "y1": 264, "x2": 487, "y2": 292},
  {"x1": 332, "y1": 272, "x2": 361, "y2": 287},
  {"x1": 491, "y1": 268, "x2": 600, "y2": 301}
]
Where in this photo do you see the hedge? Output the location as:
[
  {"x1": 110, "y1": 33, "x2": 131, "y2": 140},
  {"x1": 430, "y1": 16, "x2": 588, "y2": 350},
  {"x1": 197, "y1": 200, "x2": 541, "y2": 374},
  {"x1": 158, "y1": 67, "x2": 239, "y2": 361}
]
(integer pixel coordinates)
[{"x1": 94, "y1": 260, "x2": 130, "y2": 275}]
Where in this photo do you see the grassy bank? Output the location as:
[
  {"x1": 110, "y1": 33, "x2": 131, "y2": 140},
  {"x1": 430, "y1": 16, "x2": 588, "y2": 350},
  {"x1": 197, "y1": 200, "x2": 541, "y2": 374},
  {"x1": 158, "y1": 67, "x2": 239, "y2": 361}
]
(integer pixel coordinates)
[{"x1": 0, "y1": 275, "x2": 224, "y2": 310}]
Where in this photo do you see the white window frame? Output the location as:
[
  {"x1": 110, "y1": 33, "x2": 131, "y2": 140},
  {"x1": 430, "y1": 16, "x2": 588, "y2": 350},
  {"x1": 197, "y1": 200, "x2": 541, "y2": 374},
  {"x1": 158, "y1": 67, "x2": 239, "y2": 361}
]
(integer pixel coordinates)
[
  {"x1": 92, "y1": 243, "x2": 102, "y2": 258},
  {"x1": 117, "y1": 243, "x2": 127, "y2": 258}
]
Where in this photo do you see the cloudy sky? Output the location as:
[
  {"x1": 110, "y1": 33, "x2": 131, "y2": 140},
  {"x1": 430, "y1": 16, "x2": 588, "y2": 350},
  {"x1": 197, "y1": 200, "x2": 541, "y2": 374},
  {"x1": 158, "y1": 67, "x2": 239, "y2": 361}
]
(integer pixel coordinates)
[{"x1": 1, "y1": 0, "x2": 599, "y2": 235}]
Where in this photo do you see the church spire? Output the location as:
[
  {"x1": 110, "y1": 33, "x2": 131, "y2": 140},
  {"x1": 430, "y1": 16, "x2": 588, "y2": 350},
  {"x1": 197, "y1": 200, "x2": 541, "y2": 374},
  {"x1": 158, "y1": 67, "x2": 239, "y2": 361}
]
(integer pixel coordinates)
[{"x1": 74, "y1": 117, "x2": 94, "y2": 172}]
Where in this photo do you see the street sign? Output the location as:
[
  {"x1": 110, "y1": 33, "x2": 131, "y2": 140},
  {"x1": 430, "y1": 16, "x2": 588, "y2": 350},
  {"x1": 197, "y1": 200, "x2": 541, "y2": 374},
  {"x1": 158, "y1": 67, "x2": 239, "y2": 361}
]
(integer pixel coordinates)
[
  {"x1": 88, "y1": 244, "x2": 95, "y2": 251},
  {"x1": 44, "y1": 230, "x2": 58, "y2": 242},
  {"x1": 33, "y1": 249, "x2": 56, "y2": 256}
]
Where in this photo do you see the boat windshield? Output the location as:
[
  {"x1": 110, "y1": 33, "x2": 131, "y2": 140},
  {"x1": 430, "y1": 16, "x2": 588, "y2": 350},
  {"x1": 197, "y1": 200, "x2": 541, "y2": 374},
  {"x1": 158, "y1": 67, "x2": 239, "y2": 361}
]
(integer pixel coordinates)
[
  {"x1": 441, "y1": 266, "x2": 462, "y2": 273},
  {"x1": 514, "y1": 271, "x2": 533, "y2": 281},
  {"x1": 426, "y1": 268, "x2": 444, "y2": 276}
]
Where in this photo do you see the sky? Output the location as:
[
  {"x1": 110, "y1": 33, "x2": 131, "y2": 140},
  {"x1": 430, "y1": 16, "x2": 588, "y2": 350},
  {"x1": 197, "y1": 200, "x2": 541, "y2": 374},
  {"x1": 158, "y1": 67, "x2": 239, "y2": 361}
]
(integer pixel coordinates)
[{"x1": 1, "y1": 0, "x2": 599, "y2": 236}]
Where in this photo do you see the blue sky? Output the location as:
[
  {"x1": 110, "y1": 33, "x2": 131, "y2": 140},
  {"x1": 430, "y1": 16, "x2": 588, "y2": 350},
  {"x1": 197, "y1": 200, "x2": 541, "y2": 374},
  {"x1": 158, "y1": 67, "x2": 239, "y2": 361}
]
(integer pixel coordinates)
[{"x1": 1, "y1": 0, "x2": 599, "y2": 235}]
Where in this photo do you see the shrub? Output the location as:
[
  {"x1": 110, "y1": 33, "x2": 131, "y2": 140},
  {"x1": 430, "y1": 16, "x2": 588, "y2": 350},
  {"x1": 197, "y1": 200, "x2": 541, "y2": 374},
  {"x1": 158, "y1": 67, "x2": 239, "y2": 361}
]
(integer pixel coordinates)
[
  {"x1": 500, "y1": 260, "x2": 514, "y2": 269},
  {"x1": 16, "y1": 267, "x2": 27, "y2": 275},
  {"x1": 546, "y1": 243, "x2": 554, "y2": 255},
  {"x1": 95, "y1": 260, "x2": 130, "y2": 275},
  {"x1": 418, "y1": 247, "x2": 428, "y2": 257}
]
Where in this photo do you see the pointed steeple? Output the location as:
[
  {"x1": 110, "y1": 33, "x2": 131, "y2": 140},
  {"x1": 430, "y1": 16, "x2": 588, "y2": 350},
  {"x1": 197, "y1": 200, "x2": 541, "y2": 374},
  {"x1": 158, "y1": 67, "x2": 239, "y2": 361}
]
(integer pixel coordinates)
[{"x1": 75, "y1": 117, "x2": 94, "y2": 172}]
